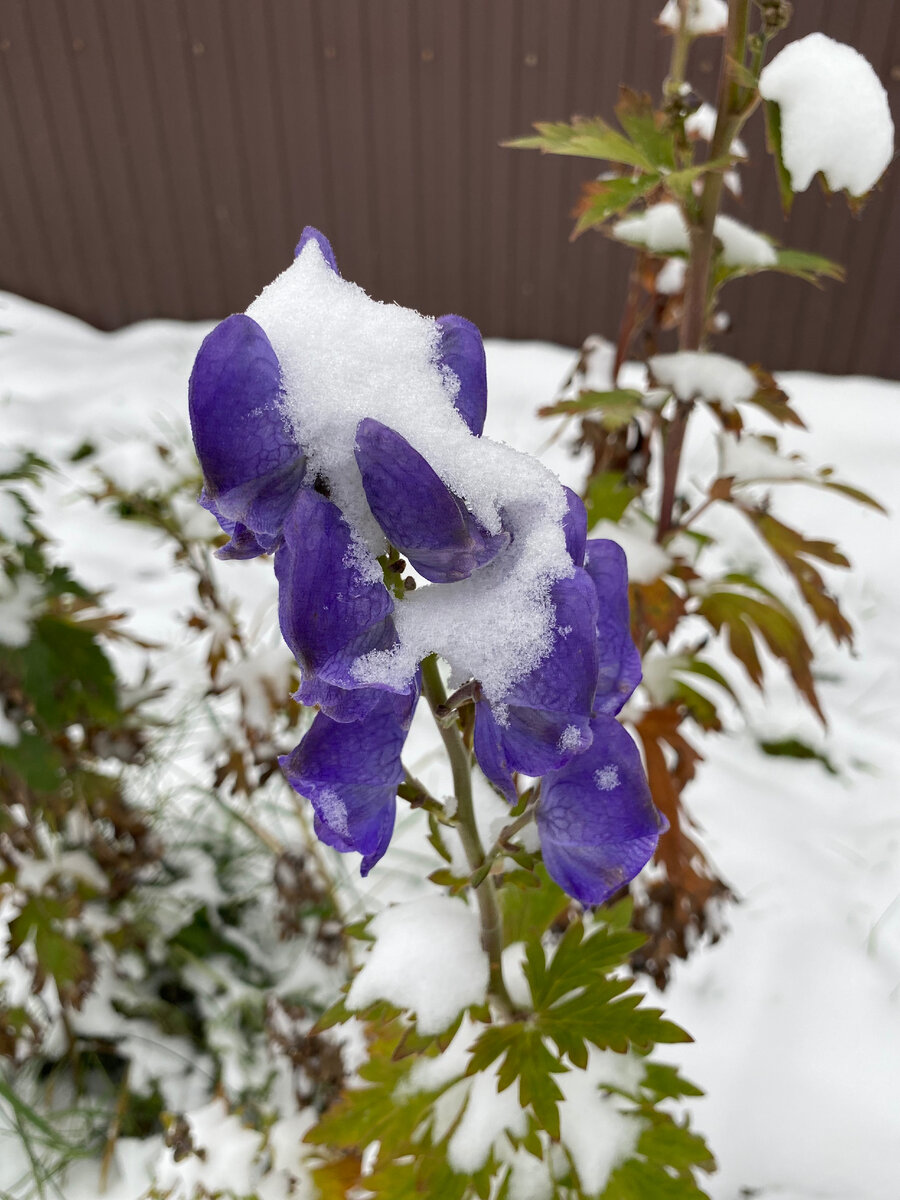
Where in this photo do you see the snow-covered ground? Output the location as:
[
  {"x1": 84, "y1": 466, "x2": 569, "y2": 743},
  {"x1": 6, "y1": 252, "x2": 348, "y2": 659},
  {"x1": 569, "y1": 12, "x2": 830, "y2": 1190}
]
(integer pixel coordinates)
[{"x1": 1, "y1": 291, "x2": 899, "y2": 1199}]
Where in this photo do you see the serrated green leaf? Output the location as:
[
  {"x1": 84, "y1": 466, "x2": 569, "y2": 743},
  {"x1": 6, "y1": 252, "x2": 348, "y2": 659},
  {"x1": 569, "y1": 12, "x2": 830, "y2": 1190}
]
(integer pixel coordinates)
[
  {"x1": 642, "y1": 1062, "x2": 704, "y2": 1101},
  {"x1": 539, "y1": 389, "x2": 644, "y2": 425},
  {"x1": 506, "y1": 117, "x2": 653, "y2": 171},
  {"x1": 697, "y1": 587, "x2": 822, "y2": 719},
  {"x1": 573, "y1": 175, "x2": 660, "y2": 236},
  {"x1": 615, "y1": 88, "x2": 676, "y2": 170}
]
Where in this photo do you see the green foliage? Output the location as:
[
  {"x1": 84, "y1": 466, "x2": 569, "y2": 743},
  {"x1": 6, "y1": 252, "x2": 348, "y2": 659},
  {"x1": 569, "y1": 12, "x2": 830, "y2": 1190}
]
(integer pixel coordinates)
[{"x1": 310, "y1": 914, "x2": 712, "y2": 1199}]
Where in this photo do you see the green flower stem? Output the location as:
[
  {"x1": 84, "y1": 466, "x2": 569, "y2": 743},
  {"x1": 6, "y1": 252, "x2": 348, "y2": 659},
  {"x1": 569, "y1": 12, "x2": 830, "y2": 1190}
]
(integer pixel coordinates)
[{"x1": 420, "y1": 654, "x2": 514, "y2": 1012}]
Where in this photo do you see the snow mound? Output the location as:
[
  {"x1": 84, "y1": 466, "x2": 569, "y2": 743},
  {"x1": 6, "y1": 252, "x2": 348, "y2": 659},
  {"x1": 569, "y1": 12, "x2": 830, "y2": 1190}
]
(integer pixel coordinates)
[
  {"x1": 613, "y1": 203, "x2": 776, "y2": 268},
  {"x1": 651, "y1": 351, "x2": 758, "y2": 410},
  {"x1": 759, "y1": 33, "x2": 894, "y2": 196},
  {"x1": 346, "y1": 896, "x2": 489, "y2": 1033}
]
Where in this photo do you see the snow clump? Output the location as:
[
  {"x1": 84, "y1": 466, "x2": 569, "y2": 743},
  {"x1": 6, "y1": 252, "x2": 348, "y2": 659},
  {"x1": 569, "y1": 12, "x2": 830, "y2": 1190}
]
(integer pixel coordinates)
[
  {"x1": 650, "y1": 351, "x2": 758, "y2": 410},
  {"x1": 658, "y1": 0, "x2": 728, "y2": 36},
  {"x1": 759, "y1": 33, "x2": 894, "y2": 195},
  {"x1": 346, "y1": 895, "x2": 489, "y2": 1033}
]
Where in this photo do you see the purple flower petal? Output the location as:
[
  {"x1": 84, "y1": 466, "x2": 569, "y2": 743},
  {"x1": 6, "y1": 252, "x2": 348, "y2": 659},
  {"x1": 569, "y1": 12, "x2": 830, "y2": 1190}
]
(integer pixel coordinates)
[
  {"x1": 562, "y1": 487, "x2": 588, "y2": 567},
  {"x1": 279, "y1": 693, "x2": 409, "y2": 874},
  {"x1": 275, "y1": 489, "x2": 402, "y2": 716},
  {"x1": 354, "y1": 418, "x2": 510, "y2": 583},
  {"x1": 189, "y1": 313, "x2": 305, "y2": 549},
  {"x1": 294, "y1": 226, "x2": 340, "y2": 274},
  {"x1": 473, "y1": 570, "x2": 600, "y2": 793},
  {"x1": 583, "y1": 540, "x2": 642, "y2": 715},
  {"x1": 199, "y1": 490, "x2": 268, "y2": 560},
  {"x1": 435, "y1": 315, "x2": 487, "y2": 436},
  {"x1": 537, "y1": 716, "x2": 667, "y2": 905}
]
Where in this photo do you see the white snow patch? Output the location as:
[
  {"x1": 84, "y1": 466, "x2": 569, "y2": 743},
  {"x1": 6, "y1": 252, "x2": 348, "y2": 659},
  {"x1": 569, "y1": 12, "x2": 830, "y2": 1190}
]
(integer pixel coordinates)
[
  {"x1": 594, "y1": 764, "x2": 621, "y2": 792},
  {"x1": 589, "y1": 518, "x2": 672, "y2": 584},
  {"x1": 500, "y1": 942, "x2": 533, "y2": 1009},
  {"x1": 685, "y1": 102, "x2": 747, "y2": 157},
  {"x1": 655, "y1": 257, "x2": 687, "y2": 295},
  {"x1": 447, "y1": 1058, "x2": 529, "y2": 1173},
  {"x1": 0, "y1": 491, "x2": 29, "y2": 542},
  {"x1": 0, "y1": 705, "x2": 18, "y2": 746},
  {"x1": 614, "y1": 203, "x2": 775, "y2": 268},
  {"x1": 0, "y1": 572, "x2": 42, "y2": 647},
  {"x1": 718, "y1": 432, "x2": 808, "y2": 484},
  {"x1": 650, "y1": 351, "x2": 758, "y2": 410},
  {"x1": 658, "y1": 0, "x2": 728, "y2": 36},
  {"x1": 153, "y1": 1099, "x2": 265, "y2": 1198},
  {"x1": 759, "y1": 33, "x2": 894, "y2": 195},
  {"x1": 558, "y1": 723, "x2": 583, "y2": 753},
  {"x1": 247, "y1": 240, "x2": 573, "y2": 705},
  {"x1": 346, "y1": 896, "x2": 489, "y2": 1033},
  {"x1": 558, "y1": 1048, "x2": 644, "y2": 1194}
]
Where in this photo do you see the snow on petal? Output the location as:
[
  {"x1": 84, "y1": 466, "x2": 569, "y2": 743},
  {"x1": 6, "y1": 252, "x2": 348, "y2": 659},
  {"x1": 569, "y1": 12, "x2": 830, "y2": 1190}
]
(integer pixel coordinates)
[
  {"x1": 354, "y1": 417, "x2": 510, "y2": 583},
  {"x1": 759, "y1": 33, "x2": 894, "y2": 195},
  {"x1": 537, "y1": 716, "x2": 667, "y2": 906},
  {"x1": 650, "y1": 350, "x2": 758, "y2": 410},
  {"x1": 346, "y1": 896, "x2": 489, "y2": 1033}
]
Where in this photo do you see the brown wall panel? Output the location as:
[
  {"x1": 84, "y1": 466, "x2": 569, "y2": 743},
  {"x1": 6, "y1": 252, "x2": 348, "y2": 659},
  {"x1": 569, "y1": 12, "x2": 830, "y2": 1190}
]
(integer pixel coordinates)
[{"x1": 0, "y1": 0, "x2": 898, "y2": 378}]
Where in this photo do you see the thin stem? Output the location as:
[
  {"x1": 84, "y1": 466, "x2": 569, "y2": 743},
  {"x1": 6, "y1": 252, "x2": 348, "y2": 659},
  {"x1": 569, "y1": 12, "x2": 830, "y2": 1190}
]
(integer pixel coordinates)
[
  {"x1": 420, "y1": 655, "x2": 514, "y2": 1013},
  {"x1": 658, "y1": 0, "x2": 753, "y2": 541}
]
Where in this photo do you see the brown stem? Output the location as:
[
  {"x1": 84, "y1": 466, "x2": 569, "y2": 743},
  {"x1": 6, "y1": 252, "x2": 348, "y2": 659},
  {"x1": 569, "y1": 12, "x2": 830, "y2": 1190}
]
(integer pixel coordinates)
[{"x1": 658, "y1": 0, "x2": 753, "y2": 541}]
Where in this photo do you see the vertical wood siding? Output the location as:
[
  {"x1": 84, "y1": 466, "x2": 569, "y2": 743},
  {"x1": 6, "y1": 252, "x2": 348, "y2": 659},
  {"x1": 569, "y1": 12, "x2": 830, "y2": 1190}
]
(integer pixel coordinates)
[{"x1": 1, "y1": 0, "x2": 898, "y2": 377}]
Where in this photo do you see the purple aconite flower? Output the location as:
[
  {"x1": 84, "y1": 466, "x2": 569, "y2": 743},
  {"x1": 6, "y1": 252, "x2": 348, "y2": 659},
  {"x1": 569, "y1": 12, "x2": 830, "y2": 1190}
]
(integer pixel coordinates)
[
  {"x1": 279, "y1": 684, "x2": 418, "y2": 875},
  {"x1": 274, "y1": 487, "x2": 404, "y2": 723},
  {"x1": 354, "y1": 418, "x2": 510, "y2": 583},
  {"x1": 188, "y1": 226, "x2": 664, "y2": 901},
  {"x1": 472, "y1": 536, "x2": 640, "y2": 799},
  {"x1": 537, "y1": 716, "x2": 668, "y2": 905},
  {"x1": 189, "y1": 313, "x2": 305, "y2": 558}
]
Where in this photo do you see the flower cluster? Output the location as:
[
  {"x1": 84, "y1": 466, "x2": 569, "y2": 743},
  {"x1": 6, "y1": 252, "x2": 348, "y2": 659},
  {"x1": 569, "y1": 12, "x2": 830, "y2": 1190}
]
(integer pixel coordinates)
[{"x1": 188, "y1": 228, "x2": 666, "y2": 904}]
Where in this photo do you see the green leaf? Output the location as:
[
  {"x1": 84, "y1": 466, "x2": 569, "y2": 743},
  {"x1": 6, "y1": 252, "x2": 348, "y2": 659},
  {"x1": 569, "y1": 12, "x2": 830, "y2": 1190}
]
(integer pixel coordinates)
[
  {"x1": 697, "y1": 586, "x2": 823, "y2": 719},
  {"x1": 583, "y1": 471, "x2": 640, "y2": 524},
  {"x1": 505, "y1": 117, "x2": 653, "y2": 171},
  {"x1": 539, "y1": 389, "x2": 644, "y2": 425},
  {"x1": 20, "y1": 615, "x2": 120, "y2": 729},
  {"x1": 642, "y1": 1062, "x2": 705, "y2": 1101},
  {"x1": 573, "y1": 176, "x2": 660, "y2": 236},
  {"x1": 764, "y1": 99, "x2": 794, "y2": 215},
  {"x1": 614, "y1": 88, "x2": 676, "y2": 171},
  {"x1": 500, "y1": 864, "x2": 568, "y2": 946},
  {"x1": 758, "y1": 737, "x2": 838, "y2": 775}
]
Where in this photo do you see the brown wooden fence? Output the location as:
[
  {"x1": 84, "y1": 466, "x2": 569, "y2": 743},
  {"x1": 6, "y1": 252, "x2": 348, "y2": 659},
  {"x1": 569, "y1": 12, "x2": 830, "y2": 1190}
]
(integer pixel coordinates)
[{"x1": 1, "y1": 0, "x2": 898, "y2": 377}]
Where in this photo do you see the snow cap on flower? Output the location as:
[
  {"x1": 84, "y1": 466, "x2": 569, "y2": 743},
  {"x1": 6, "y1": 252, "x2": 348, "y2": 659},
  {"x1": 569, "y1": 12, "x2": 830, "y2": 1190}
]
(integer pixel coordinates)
[
  {"x1": 294, "y1": 225, "x2": 340, "y2": 274},
  {"x1": 189, "y1": 312, "x2": 305, "y2": 556},
  {"x1": 473, "y1": 536, "x2": 641, "y2": 800},
  {"x1": 537, "y1": 716, "x2": 667, "y2": 905}
]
